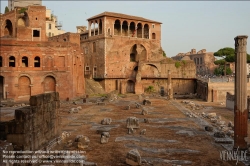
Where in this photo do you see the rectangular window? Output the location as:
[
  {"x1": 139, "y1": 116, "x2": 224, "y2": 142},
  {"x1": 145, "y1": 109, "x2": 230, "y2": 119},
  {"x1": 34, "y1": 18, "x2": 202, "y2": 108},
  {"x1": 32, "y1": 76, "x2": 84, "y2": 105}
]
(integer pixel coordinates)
[
  {"x1": 85, "y1": 66, "x2": 90, "y2": 71},
  {"x1": 49, "y1": 24, "x2": 51, "y2": 29},
  {"x1": 152, "y1": 24, "x2": 155, "y2": 28},
  {"x1": 33, "y1": 30, "x2": 40, "y2": 37},
  {"x1": 49, "y1": 32, "x2": 51, "y2": 37},
  {"x1": 84, "y1": 47, "x2": 88, "y2": 54}
]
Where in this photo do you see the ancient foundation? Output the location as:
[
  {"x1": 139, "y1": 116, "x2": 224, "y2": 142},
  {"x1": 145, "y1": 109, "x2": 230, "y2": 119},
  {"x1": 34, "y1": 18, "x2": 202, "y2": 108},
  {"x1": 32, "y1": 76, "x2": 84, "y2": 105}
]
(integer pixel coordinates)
[{"x1": 0, "y1": 92, "x2": 61, "y2": 151}]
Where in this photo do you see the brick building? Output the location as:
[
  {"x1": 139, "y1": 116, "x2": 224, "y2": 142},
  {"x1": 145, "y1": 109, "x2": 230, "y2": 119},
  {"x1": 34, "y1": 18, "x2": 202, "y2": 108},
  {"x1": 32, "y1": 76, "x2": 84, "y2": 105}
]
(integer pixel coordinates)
[
  {"x1": 76, "y1": 12, "x2": 196, "y2": 95},
  {"x1": 0, "y1": 6, "x2": 85, "y2": 101},
  {"x1": 172, "y1": 49, "x2": 216, "y2": 76}
]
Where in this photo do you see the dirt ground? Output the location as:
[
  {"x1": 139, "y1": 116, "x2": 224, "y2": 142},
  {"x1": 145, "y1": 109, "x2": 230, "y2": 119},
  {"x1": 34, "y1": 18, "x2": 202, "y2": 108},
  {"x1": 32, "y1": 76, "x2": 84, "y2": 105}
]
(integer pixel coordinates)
[
  {"x1": 48, "y1": 94, "x2": 248, "y2": 166},
  {"x1": 1, "y1": 94, "x2": 249, "y2": 165}
]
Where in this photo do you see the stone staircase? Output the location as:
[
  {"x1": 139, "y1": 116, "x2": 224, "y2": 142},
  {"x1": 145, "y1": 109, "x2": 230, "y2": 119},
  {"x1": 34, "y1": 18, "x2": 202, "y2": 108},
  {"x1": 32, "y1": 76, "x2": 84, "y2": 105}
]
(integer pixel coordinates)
[{"x1": 85, "y1": 79, "x2": 105, "y2": 95}]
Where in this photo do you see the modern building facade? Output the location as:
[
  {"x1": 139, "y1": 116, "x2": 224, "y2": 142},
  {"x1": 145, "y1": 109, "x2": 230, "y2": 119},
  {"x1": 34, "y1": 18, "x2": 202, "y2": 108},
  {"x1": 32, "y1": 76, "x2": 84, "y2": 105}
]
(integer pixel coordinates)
[{"x1": 46, "y1": 9, "x2": 65, "y2": 37}]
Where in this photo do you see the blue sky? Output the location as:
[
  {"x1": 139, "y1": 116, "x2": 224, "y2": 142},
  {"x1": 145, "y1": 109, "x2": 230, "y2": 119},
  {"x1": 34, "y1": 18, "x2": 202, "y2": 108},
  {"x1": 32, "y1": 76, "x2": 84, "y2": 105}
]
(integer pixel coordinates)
[{"x1": 1, "y1": 1, "x2": 250, "y2": 57}]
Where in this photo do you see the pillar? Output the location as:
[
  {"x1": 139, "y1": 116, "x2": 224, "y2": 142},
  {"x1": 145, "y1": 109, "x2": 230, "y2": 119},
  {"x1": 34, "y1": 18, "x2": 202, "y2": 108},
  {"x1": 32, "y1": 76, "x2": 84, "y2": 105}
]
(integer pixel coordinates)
[
  {"x1": 88, "y1": 22, "x2": 91, "y2": 37},
  {"x1": 234, "y1": 35, "x2": 248, "y2": 150},
  {"x1": 167, "y1": 70, "x2": 173, "y2": 99}
]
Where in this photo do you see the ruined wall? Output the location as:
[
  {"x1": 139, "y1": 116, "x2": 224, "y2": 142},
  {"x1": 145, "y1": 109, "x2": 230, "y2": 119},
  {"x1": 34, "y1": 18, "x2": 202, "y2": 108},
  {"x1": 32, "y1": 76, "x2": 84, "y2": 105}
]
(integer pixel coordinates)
[
  {"x1": 48, "y1": 32, "x2": 80, "y2": 46},
  {"x1": 226, "y1": 92, "x2": 234, "y2": 110},
  {"x1": 197, "y1": 80, "x2": 250, "y2": 102},
  {"x1": 102, "y1": 78, "x2": 196, "y2": 94},
  {"x1": 4, "y1": 92, "x2": 60, "y2": 151},
  {"x1": 0, "y1": 39, "x2": 85, "y2": 101},
  {"x1": 1, "y1": 6, "x2": 47, "y2": 41}
]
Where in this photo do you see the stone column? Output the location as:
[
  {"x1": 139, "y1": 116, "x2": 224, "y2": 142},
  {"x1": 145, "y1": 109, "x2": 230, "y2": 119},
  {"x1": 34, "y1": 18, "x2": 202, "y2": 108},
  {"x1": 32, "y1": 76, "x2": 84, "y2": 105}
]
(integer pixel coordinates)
[
  {"x1": 94, "y1": 22, "x2": 95, "y2": 36},
  {"x1": 234, "y1": 35, "x2": 248, "y2": 150},
  {"x1": 88, "y1": 22, "x2": 91, "y2": 37},
  {"x1": 120, "y1": 24, "x2": 122, "y2": 36},
  {"x1": 167, "y1": 70, "x2": 173, "y2": 99}
]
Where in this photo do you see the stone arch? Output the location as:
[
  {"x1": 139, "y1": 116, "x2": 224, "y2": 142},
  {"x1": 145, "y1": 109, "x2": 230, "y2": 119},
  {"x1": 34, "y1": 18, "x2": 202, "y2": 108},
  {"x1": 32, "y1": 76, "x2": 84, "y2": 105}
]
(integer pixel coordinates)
[
  {"x1": 90, "y1": 22, "x2": 94, "y2": 36},
  {"x1": 114, "y1": 19, "x2": 121, "y2": 35},
  {"x1": 130, "y1": 22, "x2": 136, "y2": 37},
  {"x1": 144, "y1": 24, "x2": 149, "y2": 39},
  {"x1": 4, "y1": 19, "x2": 13, "y2": 36},
  {"x1": 0, "y1": 76, "x2": 4, "y2": 99},
  {"x1": 126, "y1": 80, "x2": 135, "y2": 93},
  {"x1": 141, "y1": 64, "x2": 160, "y2": 77},
  {"x1": 18, "y1": 76, "x2": 31, "y2": 97},
  {"x1": 122, "y1": 21, "x2": 128, "y2": 36},
  {"x1": 44, "y1": 76, "x2": 56, "y2": 93},
  {"x1": 130, "y1": 44, "x2": 147, "y2": 62},
  {"x1": 137, "y1": 23, "x2": 142, "y2": 38},
  {"x1": 94, "y1": 20, "x2": 98, "y2": 35}
]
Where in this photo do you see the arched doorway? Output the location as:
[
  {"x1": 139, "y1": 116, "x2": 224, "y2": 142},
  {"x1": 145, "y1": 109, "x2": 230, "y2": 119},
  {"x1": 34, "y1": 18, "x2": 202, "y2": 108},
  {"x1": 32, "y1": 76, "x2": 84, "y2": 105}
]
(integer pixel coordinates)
[
  {"x1": 0, "y1": 76, "x2": 4, "y2": 99},
  {"x1": 44, "y1": 76, "x2": 56, "y2": 93},
  {"x1": 126, "y1": 80, "x2": 135, "y2": 93},
  {"x1": 18, "y1": 76, "x2": 31, "y2": 97}
]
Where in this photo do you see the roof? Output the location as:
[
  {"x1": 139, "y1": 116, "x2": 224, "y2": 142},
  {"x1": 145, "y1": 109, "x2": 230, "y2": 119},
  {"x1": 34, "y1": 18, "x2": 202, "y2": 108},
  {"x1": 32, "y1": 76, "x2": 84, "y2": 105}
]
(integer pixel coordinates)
[{"x1": 87, "y1": 11, "x2": 162, "y2": 24}]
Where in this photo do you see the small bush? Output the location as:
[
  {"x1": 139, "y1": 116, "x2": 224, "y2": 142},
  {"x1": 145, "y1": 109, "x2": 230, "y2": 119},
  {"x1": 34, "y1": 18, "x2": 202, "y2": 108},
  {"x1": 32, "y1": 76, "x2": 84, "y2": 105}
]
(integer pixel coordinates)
[{"x1": 175, "y1": 61, "x2": 181, "y2": 68}]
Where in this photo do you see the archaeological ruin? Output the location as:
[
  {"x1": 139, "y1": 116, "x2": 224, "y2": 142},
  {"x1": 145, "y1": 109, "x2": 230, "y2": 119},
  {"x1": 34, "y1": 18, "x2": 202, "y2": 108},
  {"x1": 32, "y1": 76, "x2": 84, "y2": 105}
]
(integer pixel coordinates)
[
  {"x1": 1, "y1": 3, "x2": 250, "y2": 165},
  {"x1": 0, "y1": 6, "x2": 85, "y2": 101}
]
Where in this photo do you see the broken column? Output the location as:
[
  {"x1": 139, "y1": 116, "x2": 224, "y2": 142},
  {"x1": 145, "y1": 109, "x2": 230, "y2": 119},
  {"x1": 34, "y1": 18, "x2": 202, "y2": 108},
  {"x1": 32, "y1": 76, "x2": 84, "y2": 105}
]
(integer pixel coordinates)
[
  {"x1": 126, "y1": 117, "x2": 140, "y2": 129},
  {"x1": 234, "y1": 35, "x2": 248, "y2": 150},
  {"x1": 167, "y1": 70, "x2": 173, "y2": 99},
  {"x1": 126, "y1": 149, "x2": 141, "y2": 165},
  {"x1": 100, "y1": 132, "x2": 110, "y2": 144}
]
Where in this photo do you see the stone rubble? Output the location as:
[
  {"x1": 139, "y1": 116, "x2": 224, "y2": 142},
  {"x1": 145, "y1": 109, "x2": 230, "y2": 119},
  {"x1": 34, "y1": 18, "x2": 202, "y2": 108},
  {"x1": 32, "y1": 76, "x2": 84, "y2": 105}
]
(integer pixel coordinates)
[
  {"x1": 141, "y1": 107, "x2": 148, "y2": 115},
  {"x1": 101, "y1": 118, "x2": 112, "y2": 125},
  {"x1": 128, "y1": 127, "x2": 136, "y2": 135},
  {"x1": 126, "y1": 149, "x2": 141, "y2": 166},
  {"x1": 74, "y1": 135, "x2": 90, "y2": 149},
  {"x1": 140, "y1": 129, "x2": 146, "y2": 135},
  {"x1": 100, "y1": 132, "x2": 110, "y2": 144},
  {"x1": 144, "y1": 118, "x2": 150, "y2": 123},
  {"x1": 126, "y1": 117, "x2": 140, "y2": 129}
]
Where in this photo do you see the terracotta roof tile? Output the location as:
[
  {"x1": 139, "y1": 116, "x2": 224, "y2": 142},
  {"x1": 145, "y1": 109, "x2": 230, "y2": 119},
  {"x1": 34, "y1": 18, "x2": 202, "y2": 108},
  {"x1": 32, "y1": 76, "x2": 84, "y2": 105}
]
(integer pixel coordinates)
[{"x1": 87, "y1": 11, "x2": 162, "y2": 24}]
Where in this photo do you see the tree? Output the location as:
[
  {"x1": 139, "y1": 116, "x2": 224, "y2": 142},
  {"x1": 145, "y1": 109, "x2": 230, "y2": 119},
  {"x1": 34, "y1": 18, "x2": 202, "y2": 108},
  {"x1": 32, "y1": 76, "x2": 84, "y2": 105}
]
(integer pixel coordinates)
[
  {"x1": 214, "y1": 66, "x2": 232, "y2": 76},
  {"x1": 214, "y1": 59, "x2": 225, "y2": 65},
  {"x1": 5, "y1": 6, "x2": 9, "y2": 13},
  {"x1": 214, "y1": 47, "x2": 250, "y2": 63}
]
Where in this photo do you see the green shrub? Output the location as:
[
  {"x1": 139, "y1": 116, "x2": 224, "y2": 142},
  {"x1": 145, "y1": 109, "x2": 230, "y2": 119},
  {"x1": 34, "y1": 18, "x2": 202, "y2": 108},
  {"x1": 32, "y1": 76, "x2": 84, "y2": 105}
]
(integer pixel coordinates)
[{"x1": 175, "y1": 61, "x2": 181, "y2": 68}]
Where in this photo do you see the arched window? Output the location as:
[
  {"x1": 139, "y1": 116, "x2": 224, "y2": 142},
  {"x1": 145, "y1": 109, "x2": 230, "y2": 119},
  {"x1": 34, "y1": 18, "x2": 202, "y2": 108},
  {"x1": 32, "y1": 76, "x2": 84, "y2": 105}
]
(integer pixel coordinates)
[
  {"x1": 9, "y1": 56, "x2": 15, "y2": 67},
  {"x1": 22, "y1": 56, "x2": 28, "y2": 67},
  {"x1": 34, "y1": 56, "x2": 40, "y2": 67},
  {"x1": 0, "y1": 56, "x2": 2, "y2": 67},
  {"x1": 114, "y1": 20, "x2": 121, "y2": 35}
]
